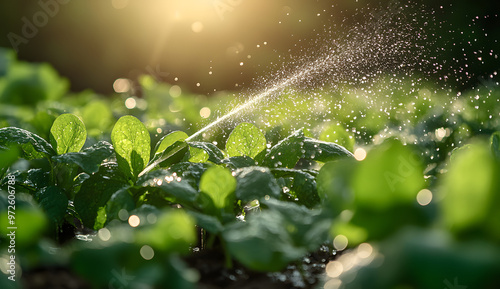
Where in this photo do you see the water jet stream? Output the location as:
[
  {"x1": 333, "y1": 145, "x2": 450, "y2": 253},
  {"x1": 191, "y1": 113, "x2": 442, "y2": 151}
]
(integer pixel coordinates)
[{"x1": 139, "y1": 6, "x2": 422, "y2": 177}]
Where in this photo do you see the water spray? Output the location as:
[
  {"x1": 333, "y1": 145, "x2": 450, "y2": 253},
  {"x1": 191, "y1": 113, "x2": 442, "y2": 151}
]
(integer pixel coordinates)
[{"x1": 139, "y1": 5, "x2": 424, "y2": 177}]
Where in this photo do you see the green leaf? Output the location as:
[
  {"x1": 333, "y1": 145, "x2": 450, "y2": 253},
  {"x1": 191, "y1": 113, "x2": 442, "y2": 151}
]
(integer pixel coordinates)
[
  {"x1": 74, "y1": 163, "x2": 128, "y2": 229},
  {"x1": 187, "y1": 211, "x2": 224, "y2": 234},
  {"x1": 0, "y1": 61, "x2": 68, "y2": 105},
  {"x1": 35, "y1": 186, "x2": 68, "y2": 226},
  {"x1": 234, "y1": 166, "x2": 280, "y2": 202},
  {"x1": 262, "y1": 198, "x2": 331, "y2": 251},
  {"x1": 199, "y1": 166, "x2": 236, "y2": 215},
  {"x1": 272, "y1": 168, "x2": 321, "y2": 208},
  {"x1": 188, "y1": 146, "x2": 209, "y2": 163},
  {"x1": 352, "y1": 139, "x2": 424, "y2": 210},
  {"x1": 145, "y1": 141, "x2": 188, "y2": 175},
  {"x1": 319, "y1": 123, "x2": 355, "y2": 152},
  {"x1": 31, "y1": 110, "x2": 57, "y2": 140},
  {"x1": 138, "y1": 169, "x2": 199, "y2": 204},
  {"x1": 261, "y1": 129, "x2": 352, "y2": 169},
  {"x1": 221, "y1": 156, "x2": 257, "y2": 169},
  {"x1": 111, "y1": 115, "x2": 151, "y2": 180},
  {"x1": 261, "y1": 129, "x2": 305, "y2": 168},
  {"x1": 50, "y1": 114, "x2": 87, "y2": 154},
  {"x1": 136, "y1": 209, "x2": 196, "y2": 253},
  {"x1": 226, "y1": 123, "x2": 266, "y2": 158},
  {"x1": 440, "y1": 142, "x2": 499, "y2": 237},
  {"x1": 0, "y1": 127, "x2": 56, "y2": 159},
  {"x1": 105, "y1": 188, "x2": 135, "y2": 224},
  {"x1": 317, "y1": 159, "x2": 357, "y2": 216},
  {"x1": 81, "y1": 100, "x2": 113, "y2": 136},
  {"x1": 223, "y1": 209, "x2": 307, "y2": 272},
  {"x1": 302, "y1": 137, "x2": 354, "y2": 163},
  {"x1": 52, "y1": 141, "x2": 113, "y2": 174},
  {"x1": 155, "y1": 131, "x2": 189, "y2": 155},
  {"x1": 13, "y1": 169, "x2": 51, "y2": 193},
  {"x1": 188, "y1": 142, "x2": 225, "y2": 164},
  {"x1": 0, "y1": 146, "x2": 19, "y2": 178},
  {"x1": 168, "y1": 162, "x2": 210, "y2": 191}
]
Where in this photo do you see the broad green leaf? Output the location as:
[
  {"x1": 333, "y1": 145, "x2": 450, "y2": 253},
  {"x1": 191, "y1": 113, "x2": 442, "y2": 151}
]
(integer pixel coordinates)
[
  {"x1": 352, "y1": 139, "x2": 424, "y2": 210},
  {"x1": 147, "y1": 131, "x2": 190, "y2": 172},
  {"x1": 272, "y1": 168, "x2": 321, "y2": 208},
  {"x1": 154, "y1": 131, "x2": 188, "y2": 155},
  {"x1": 221, "y1": 156, "x2": 257, "y2": 169},
  {"x1": 319, "y1": 123, "x2": 355, "y2": 152},
  {"x1": 11, "y1": 169, "x2": 50, "y2": 194},
  {"x1": 169, "y1": 162, "x2": 211, "y2": 190},
  {"x1": 199, "y1": 166, "x2": 236, "y2": 214},
  {"x1": 187, "y1": 211, "x2": 224, "y2": 234},
  {"x1": 303, "y1": 137, "x2": 354, "y2": 162},
  {"x1": 136, "y1": 209, "x2": 196, "y2": 253},
  {"x1": 440, "y1": 142, "x2": 498, "y2": 236},
  {"x1": 31, "y1": 110, "x2": 57, "y2": 140},
  {"x1": 0, "y1": 61, "x2": 68, "y2": 105},
  {"x1": 36, "y1": 186, "x2": 68, "y2": 226},
  {"x1": 105, "y1": 188, "x2": 135, "y2": 224},
  {"x1": 146, "y1": 140, "x2": 188, "y2": 174},
  {"x1": 226, "y1": 123, "x2": 266, "y2": 158},
  {"x1": 261, "y1": 129, "x2": 305, "y2": 168},
  {"x1": 188, "y1": 146, "x2": 209, "y2": 163},
  {"x1": 234, "y1": 166, "x2": 280, "y2": 202},
  {"x1": 0, "y1": 146, "x2": 19, "y2": 178},
  {"x1": 74, "y1": 163, "x2": 128, "y2": 229},
  {"x1": 261, "y1": 129, "x2": 352, "y2": 169},
  {"x1": 50, "y1": 114, "x2": 87, "y2": 154},
  {"x1": 138, "y1": 169, "x2": 198, "y2": 204},
  {"x1": 317, "y1": 159, "x2": 357, "y2": 216},
  {"x1": 223, "y1": 209, "x2": 307, "y2": 272},
  {"x1": 262, "y1": 198, "x2": 331, "y2": 250},
  {"x1": 81, "y1": 100, "x2": 113, "y2": 136},
  {"x1": 111, "y1": 115, "x2": 151, "y2": 180},
  {"x1": 0, "y1": 127, "x2": 56, "y2": 159},
  {"x1": 52, "y1": 141, "x2": 113, "y2": 174},
  {"x1": 188, "y1": 142, "x2": 225, "y2": 164}
]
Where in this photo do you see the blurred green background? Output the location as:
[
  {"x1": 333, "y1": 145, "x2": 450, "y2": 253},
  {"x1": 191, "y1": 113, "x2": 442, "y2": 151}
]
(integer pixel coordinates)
[{"x1": 0, "y1": 0, "x2": 499, "y2": 95}]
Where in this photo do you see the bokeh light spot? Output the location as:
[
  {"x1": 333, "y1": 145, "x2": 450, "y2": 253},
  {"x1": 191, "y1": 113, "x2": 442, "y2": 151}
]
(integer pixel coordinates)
[
  {"x1": 200, "y1": 107, "x2": 211, "y2": 118},
  {"x1": 357, "y1": 243, "x2": 373, "y2": 258},
  {"x1": 333, "y1": 235, "x2": 348, "y2": 251},
  {"x1": 113, "y1": 78, "x2": 131, "y2": 93},
  {"x1": 417, "y1": 189, "x2": 433, "y2": 206},
  {"x1": 169, "y1": 85, "x2": 182, "y2": 97},
  {"x1": 125, "y1": 97, "x2": 137, "y2": 109},
  {"x1": 98, "y1": 228, "x2": 111, "y2": 241},
  {"x1": 140, "y1": 245, "x2": 155, "y2": 260},
  {"x1": 354, "y1": 148, "x2": 367, "y2": 161},
  {"x1": 325, "y1": 261, "x2": 343, "y2": 278},
  {"x1": 128, "y1": 215, "x2": 140, "y2": 227},
  {"x1": 118, "y1": 209, "x2": 129, "y2": 221}
]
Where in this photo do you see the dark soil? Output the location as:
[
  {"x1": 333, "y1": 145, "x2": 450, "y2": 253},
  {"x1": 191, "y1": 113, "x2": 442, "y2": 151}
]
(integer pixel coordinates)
[
  {"x1": 185, "y1": 245, "x2": 337, "y2": 289},
  {"x1": 20, "y1": 245, "x2": 335, "y2": 289}
]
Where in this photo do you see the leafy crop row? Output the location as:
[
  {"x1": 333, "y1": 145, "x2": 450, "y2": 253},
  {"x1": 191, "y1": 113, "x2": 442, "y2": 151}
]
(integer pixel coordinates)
[{"x1": 1, "y1": 50, "x2": 500, "y2": 288}]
